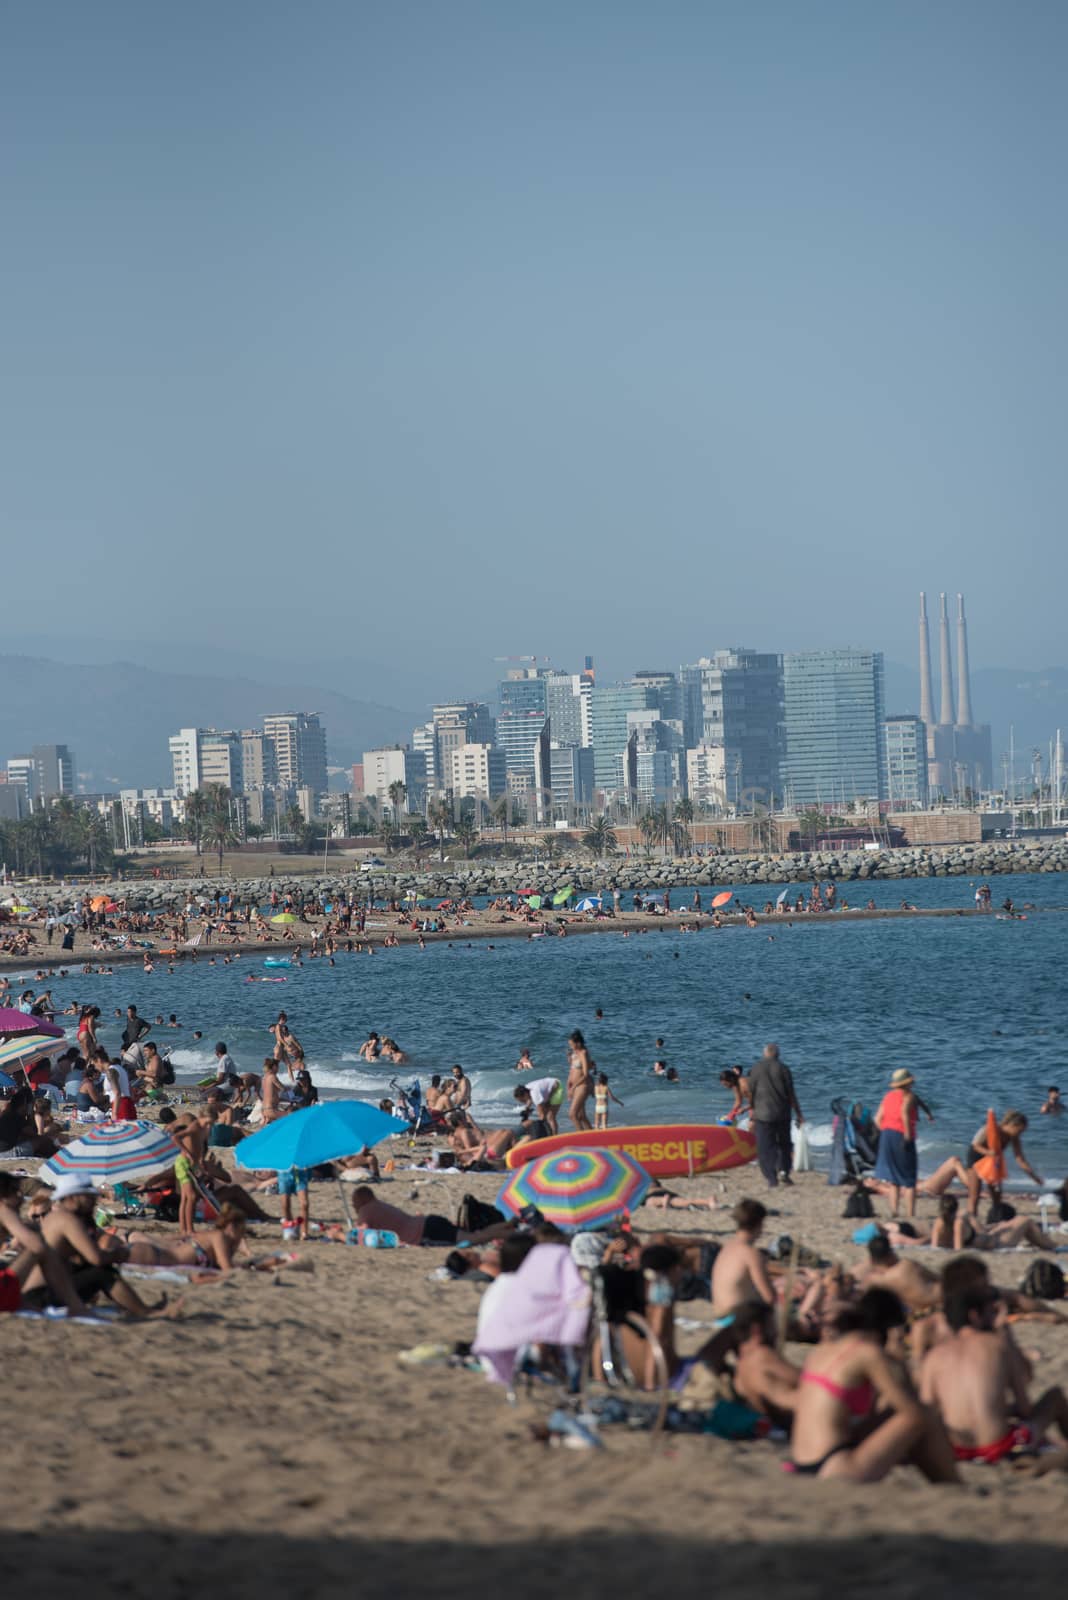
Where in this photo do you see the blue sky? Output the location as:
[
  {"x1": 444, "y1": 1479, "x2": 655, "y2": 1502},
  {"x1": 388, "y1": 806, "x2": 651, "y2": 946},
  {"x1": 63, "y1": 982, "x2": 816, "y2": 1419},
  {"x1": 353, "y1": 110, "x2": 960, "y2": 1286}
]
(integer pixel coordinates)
[{"x1": 2, "y1": 1, "x2": 1065, "y2": 706}]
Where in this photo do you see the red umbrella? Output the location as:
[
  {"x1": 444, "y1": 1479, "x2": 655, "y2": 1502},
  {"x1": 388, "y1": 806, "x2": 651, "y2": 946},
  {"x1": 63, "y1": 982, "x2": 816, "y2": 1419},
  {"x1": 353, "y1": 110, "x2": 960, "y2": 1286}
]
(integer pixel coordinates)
[
  {"x1": 0, "y1": 1008, "x2": 65, "y2": 1039},
  {"x1": 711, "y1": 891, "x2": 733, "y2": 908},
  {"x1": 436, "y1": 900, "x2": 454, "y2": 910}
]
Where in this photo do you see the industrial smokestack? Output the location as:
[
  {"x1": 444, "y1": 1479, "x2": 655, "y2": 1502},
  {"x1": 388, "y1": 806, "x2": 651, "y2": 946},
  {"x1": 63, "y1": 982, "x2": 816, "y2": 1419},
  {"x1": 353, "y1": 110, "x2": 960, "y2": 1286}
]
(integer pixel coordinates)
[
  {"x1": 918, "y1": 592, "x2": 934, "y2": 726},
  {"x1": 956, "y1": 593, "x2": 974, "y2": 727},
  {"x1": 938, "y1": 592, "x2": 955, "y2": 726}
]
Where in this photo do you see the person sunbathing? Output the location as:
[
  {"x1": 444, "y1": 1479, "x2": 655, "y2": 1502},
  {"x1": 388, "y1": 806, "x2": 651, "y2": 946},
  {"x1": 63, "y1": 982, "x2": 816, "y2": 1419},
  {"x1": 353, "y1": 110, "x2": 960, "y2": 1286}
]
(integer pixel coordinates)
[
  {"x1": 120, "y1": 1204, "x2": 251, "y2": 1274},
  {"x1": 0, "y1": 1176, "x2": 91, "y2": 1318},
  {"x1": 349, "y1": 1186, "x2": 514, "y2": 1247},
  {"x1": 929, "y1": 1194, "x2": 1058, "y2": 1252},
  {"x1": 787, "y1": 1288, "x2": 958, "y2": 1482},
  {"x1": 920, "y1": 1282, "x2": 1068, "y2": 1463}
]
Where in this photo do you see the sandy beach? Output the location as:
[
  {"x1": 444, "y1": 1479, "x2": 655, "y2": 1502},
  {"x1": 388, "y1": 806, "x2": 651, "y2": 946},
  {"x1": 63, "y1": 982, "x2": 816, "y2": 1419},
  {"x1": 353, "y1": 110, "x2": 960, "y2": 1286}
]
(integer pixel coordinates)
[{"x1": 3, "y1": 1148, "x2": 1068, "y2": 1600}]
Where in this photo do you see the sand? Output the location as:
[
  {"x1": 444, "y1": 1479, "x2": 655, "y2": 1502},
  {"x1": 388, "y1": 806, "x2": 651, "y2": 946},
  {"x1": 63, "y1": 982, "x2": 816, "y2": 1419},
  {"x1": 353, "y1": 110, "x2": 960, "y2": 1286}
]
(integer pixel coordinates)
[{"x1": 3, "y1": 1152, "x2": 1068, "y2": 1600}]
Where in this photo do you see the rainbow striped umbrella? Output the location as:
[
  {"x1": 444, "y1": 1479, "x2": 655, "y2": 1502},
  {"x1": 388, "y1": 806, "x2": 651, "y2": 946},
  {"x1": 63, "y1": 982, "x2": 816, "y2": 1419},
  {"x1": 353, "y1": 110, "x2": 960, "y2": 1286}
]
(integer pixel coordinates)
[
  {"x1": 40, "y1": 1121, "x2": 181, "y2": 1188},
  {"x1": 0, "y1": 1033, "x2": 67, "y2": 1071},
  {"x1": 496, "y1": 1147, "x2": 652, "y2": 1232}
]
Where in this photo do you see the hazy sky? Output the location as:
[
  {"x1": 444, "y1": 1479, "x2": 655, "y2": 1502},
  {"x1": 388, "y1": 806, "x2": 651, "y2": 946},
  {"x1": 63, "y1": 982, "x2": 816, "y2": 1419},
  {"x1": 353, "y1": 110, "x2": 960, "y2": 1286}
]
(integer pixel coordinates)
[{"x1": 3, "y1": 2, "x2": 1066, "y2": 707}]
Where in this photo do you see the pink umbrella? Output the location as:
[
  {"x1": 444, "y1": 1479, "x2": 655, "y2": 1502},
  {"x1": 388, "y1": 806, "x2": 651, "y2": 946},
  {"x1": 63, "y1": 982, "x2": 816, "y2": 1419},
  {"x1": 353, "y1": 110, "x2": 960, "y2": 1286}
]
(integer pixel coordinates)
[{"x1": 0, "y1": 1008, "x2": 65, "y2": 1039}]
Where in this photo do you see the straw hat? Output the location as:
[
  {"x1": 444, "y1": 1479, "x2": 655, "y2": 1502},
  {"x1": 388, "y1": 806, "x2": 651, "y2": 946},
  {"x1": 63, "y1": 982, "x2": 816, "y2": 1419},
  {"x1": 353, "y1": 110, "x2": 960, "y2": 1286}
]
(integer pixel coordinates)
[{"x1": 890, "y1": 1069, "x2": 915, "y2": 1089}]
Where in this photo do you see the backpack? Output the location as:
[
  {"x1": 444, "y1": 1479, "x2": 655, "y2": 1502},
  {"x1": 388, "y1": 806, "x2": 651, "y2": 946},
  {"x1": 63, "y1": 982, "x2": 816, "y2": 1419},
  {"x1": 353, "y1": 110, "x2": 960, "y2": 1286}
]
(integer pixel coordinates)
[
  {"x1": 1021, "y1": 1260, "x2": 1065, "y2": 1302},
  {"x1": 455, "y1": 1194, "x2": 505, "y2": 1234},
  {"x1": 843, "y1": 1186, "x2": 874, "y2": 1219},
  {"x1": 153, "y1": 1192, "x2": 180, "y2": 1223}
]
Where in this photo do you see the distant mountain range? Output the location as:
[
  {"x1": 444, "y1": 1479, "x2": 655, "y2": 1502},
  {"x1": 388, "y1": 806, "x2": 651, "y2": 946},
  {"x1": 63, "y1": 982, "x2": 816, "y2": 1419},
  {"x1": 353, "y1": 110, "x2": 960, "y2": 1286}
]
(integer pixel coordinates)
[
  {"x1": 3, "y1": 651, "x2": 1067, "y2": 795},
  {"x1": 0, "y1": 655, "x2": 417, "y2": 789}
]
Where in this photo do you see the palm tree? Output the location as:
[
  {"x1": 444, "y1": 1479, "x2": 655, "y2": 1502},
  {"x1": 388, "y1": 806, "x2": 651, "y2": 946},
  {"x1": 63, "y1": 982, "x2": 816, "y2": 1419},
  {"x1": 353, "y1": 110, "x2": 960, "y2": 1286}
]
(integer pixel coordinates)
[
  {"x1": 539, "y1": 831, "x2": 561, "y2": 861},
  {"x1": 582, "y1": 814, "x2": 617, "y2": 856},
  {"x1": 428, "y1": 799, "x2": 452, "y2": 863},
  {"x1": 183, "y1": 790, "x2": 209, "y2": 855},
  {"x1": 492, "y1": 795, "x2": 511, "y2": 845},
  {"x1": 672, "y1": 797, "x2": 694, "y2": 855},
  {"x1": 637, "y1": 811, "x2": 660, "y2": 853},
  {"x1": 387, "y1": 779, "x2": 407, "y2": 822},
  {"x1": 453, "y1": 817, "x2": 478, "y2": 857},
  {"x1": 204, "y1": 807, "x2": 238, "y2": 872}
]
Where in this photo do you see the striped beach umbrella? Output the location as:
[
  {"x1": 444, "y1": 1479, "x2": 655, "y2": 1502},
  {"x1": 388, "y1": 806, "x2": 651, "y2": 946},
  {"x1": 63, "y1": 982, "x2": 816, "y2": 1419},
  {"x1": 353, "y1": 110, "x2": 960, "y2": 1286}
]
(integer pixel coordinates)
[
  {"x1": 0, "y1": 1008, "x2": 65, "y2": 1039},
  {"x1": 496, "y1": 1148, "x2": 652, "y2": 1233},
  {"x1": 39, "y1": 1121, "x2": 181, "y2": 1188},
  {"x1": 0, "y1": 1033, "x2": 67, "y2": 1072}
]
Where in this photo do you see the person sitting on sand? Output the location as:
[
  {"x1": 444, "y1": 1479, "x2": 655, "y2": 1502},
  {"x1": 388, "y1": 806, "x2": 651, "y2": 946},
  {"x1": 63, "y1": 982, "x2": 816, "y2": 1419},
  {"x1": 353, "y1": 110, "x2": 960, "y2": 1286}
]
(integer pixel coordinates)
[
  {"x1": 929, "y1": 1194, "x2": 1059, "y2": 1253},
  {"x1": 859, "y1": 1233, "x2": 941, "y2": 1313},
  {"x1": 23, "y1": 1174, "x2": 178, "y2": 1319},
  {"x1": 787, "y1": 1288, "x2": 958, "y2": 1481},
  {"x1": 728, "y1": 1302, "x2": 802, "y2": 1427},
  {"x1": 710, "y1": 1199, "x2": 775, "y2": 1323},
  {"x1": 920, "y1": 1282, "x2": 1068, "y2": 1463},
  {"x1": 0, "y1": 1174, "x2": 91, "y2": 1317},
  {"x1": 348, "y1": 1186, "x2": 514, "y2": 1247}
]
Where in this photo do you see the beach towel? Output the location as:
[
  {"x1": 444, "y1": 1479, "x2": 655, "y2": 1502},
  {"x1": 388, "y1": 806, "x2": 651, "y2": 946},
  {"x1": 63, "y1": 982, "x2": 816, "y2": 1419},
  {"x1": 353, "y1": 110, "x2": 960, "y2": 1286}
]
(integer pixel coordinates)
[
  {"x1": 472, "y1": 1242, "x2": 591, "y2": 1385},
  {"x1": 974, "y1": 1109, "x2": 1006, "y2": 1187}
]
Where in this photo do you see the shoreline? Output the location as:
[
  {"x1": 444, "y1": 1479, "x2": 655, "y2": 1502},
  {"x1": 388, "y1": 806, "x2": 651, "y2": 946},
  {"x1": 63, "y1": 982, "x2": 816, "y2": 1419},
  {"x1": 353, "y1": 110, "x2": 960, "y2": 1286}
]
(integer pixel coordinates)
[{"x1": 2, "y1": 899, "x2": 1060, "y2": 974}]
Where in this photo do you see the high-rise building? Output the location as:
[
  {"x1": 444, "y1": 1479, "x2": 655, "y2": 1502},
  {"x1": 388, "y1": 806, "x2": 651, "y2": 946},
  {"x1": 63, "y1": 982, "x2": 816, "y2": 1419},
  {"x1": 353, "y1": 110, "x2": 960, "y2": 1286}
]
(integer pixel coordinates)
[
  {"x1": 782, "y1": 650, "x2": 886, "y2": 807},
  {"x1": 499, "y1": 667, "x2": 549, "y2": 716},
  {"x1": 423, "y1": 703, "x2": 495, "y2": 795},
  {"x1": 363, "y1": 748, "x2": 427, "y2": 814},
  {"x1": 619, "y1": 710, "x2": 686, "y2": 809},
  {"x1": 533, "y1": 742, "x2": 595, "y2": 825},
  {"x1": 263, "y1": 713, "x2": 328, "y2": 796},
  {"x1": 545, "y1": 671, "x2": 592, "y2": 748},
  {"x1": 168, "y1": 728, "x2": 243, "y2": 796},
  {"x1": 447, "y1": 743, "x2": 507, "y2": 801},
  {"x1": 631, "y1": 670, "x2": 683, "y2": 727},
  {"x1": 883, "y1": 716, "x2": 929, "y2": 808},
  {"x1": 589, "y1": 683, "x2": 658, "y2": 791},
  {"x1": 679, "y1": 650, "x2": 783, "y2": 806},
  {"x1": 241, "y1": 731, "x2": 278, "y2": 791},
  {"x1": 686, "y1": 745, "x2": 729, "y2": 812},
  {"x1": 32, "y1": 744, "x2": 75, "y2": 799},
  {"x1": 494, "y1": 711, "x2": 550, "y2": 781},
  {"x1": 0, "y1": 783, "x2": 25, "y2": 822},
  {"x1": 5, "y1": 755, "x2": 36, "y2": 799}
]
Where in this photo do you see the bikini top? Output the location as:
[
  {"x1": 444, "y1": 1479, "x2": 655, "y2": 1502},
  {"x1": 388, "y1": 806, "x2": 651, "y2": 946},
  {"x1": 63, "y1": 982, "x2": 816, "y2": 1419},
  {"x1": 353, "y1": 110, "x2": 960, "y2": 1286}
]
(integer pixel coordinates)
[{"x1": 801, "y1": 1370, "x2": 876, "y2": 1418}]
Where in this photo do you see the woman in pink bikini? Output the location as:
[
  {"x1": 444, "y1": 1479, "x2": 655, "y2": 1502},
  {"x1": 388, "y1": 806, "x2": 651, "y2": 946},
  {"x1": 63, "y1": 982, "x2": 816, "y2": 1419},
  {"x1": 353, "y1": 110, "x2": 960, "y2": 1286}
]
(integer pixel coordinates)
[{"x1": 787, "y1": 1288, "x2": 958, "y2": 1482}]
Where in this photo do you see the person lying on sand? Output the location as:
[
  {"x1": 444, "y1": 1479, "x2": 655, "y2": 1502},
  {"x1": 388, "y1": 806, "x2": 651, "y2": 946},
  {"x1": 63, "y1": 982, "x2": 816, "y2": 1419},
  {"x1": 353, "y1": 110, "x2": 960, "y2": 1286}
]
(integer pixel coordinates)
[
  {"x1": 117, "y1": 1203, "x2": 252, "y2": 1275},
  {"x1": 348, "y1": 1186, "x2": 514, "y2": 1247},
  {"x1": 859, "y1": 1234, "x2": 941, "y2": 1313},
  {"x1": 921, "y1": 1280, "x2": 1068, "y2": 1463},
  {"x1": 929, "y1": 1194, "x2": 1059, "y2": 1253}
]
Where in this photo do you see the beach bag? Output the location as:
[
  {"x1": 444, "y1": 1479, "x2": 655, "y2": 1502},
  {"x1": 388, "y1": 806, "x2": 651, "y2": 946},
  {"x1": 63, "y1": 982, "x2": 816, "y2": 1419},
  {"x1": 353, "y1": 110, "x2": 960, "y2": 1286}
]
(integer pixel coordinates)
[
  {"x1": 152, "y1": 1192, "x2": 180, "y2": 1223},
  {"x1": 843, "y1": 1186, "x2": 874, "y2": 1219},
  {"x1": 1022, "y1": 1261, "x2": 1065, "y2": 1302},
  {"x1": 456, "y1": 1194, "x2": 505, "y2": 1234},
  {"x1": 793, "y1": 1124, "x2": 812, "y2": 1173},
  {"x1": 986, "y1": 1200, "x2": 1016, "y2": 1225}
]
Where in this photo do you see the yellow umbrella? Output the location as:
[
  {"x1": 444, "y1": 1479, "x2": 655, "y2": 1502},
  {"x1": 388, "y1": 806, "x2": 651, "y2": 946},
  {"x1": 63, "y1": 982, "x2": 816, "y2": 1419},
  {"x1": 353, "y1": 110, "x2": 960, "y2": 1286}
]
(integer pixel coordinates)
[{"x1": 271, "y1": 912, "x2": 297, "y2": 924}]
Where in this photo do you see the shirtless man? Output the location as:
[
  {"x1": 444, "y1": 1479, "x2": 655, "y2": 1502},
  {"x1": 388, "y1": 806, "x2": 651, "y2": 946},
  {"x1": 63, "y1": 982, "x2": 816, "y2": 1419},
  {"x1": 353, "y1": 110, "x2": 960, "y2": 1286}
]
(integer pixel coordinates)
[
  {"x1": 920, "y1": 1282, "x2": 1068, "y2": 1463},
  {"x1": 446, "y1": 1064, "x2": 472, "y2": 1112},
  {"x1": 860, "y1": 1233, "x2": 941, "y2": 1312},
  {"x1": 424, "y1": 1074, "x2": 450, "y2": 1115},
  {"x1": 0, "y1": 1176, "x2": 91, "y2": 1318},
  {"x1": 729, "y1": 1302, "x2": 802, "y2": 1425},
  {"x1": 710, "y1": 1199, "x2": 775, "y2": 1322},
  {"x1": 23, "y1": 1174, "x2": 175, "y2": 1318}
]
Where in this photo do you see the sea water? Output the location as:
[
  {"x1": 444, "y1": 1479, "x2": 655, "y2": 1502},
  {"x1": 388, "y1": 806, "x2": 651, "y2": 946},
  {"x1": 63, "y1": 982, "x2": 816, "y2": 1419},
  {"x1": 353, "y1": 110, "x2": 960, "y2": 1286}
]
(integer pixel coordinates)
[{"x1": 35, "y1": 870, "x2": 1068, "y2": 1180}]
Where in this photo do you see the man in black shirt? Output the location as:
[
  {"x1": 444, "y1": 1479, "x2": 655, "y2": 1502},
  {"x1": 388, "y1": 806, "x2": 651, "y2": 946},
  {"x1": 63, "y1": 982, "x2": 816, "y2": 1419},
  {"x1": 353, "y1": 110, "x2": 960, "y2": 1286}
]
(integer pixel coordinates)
[
  {"x1": 121, "y1": 1005, "x2": 151, "y2": 1052},
  {"x1": 748, "y1": 1042, "x2": 804, "y2": 1189}
]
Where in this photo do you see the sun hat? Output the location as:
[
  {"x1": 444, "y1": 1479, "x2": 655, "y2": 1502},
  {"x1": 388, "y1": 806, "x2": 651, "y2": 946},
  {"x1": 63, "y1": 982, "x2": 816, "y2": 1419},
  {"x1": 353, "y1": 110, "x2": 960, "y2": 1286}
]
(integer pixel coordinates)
[
  {"x1": 890, "y1": 1069, "x2": 915, "y2": 1088},
  {"x1": 52, "y1": 1173, "x2": 98, "y2": 1201}
]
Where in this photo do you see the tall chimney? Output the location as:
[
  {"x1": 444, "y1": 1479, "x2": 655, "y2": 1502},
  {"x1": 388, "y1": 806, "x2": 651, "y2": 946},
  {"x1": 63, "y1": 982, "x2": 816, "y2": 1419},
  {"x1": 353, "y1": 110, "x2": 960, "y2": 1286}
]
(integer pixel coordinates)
[
  {"x1": 918, "y1": 592, "x2": 934, "y2": 726},
  {"x1": 938, "y1": 592, "x2": 955, "y2": 726},
  {"x1": 956, "y1": 593, "x2": 974, "y2": 727}
]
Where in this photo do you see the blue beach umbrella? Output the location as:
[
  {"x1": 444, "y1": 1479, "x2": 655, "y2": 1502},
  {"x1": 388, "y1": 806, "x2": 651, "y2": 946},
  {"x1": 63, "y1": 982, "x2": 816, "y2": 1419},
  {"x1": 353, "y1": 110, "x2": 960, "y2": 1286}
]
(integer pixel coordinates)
[
  {"x1": 235, "y1": 1101, "x2": 401, "y2": 1172},
  {"x1": 575, "y1": 895, "x2": 602, "y2": 912},
  {"x1": 0, "y1": 1070, "x2": 17, "y2": 1091}
]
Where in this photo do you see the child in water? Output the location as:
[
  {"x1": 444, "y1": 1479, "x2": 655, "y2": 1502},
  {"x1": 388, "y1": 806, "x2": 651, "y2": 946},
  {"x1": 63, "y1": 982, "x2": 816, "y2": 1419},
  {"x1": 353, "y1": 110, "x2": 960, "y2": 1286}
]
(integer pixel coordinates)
[{"x1": 594, "y1": 1072, "x2": 625, "y2": 1130}]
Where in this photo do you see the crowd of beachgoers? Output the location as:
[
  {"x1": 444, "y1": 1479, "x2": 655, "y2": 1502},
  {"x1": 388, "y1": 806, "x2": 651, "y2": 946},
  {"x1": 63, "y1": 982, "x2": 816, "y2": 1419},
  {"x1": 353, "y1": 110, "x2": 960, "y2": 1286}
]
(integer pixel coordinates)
[{"x1": 3, "y1": 973, "x2": 1068, "y2": 1487}]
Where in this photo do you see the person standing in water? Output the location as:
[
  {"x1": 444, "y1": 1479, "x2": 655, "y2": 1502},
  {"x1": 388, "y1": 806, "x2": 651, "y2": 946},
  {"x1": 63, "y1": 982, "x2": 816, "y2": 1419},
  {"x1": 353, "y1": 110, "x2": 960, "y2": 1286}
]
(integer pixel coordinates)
[{"x1": 567, "y1": 1030, "x2": 594, "y2": 1131}]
